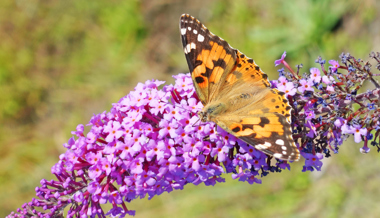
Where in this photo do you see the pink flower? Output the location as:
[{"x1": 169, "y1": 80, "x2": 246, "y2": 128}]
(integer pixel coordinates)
[
  {"x1": 280, "y1": 82, "x2": 297, "y2": 96},
  {"x1": 274, "y1": 51, "x2": 287, "y2": 66},
  {"x1": 310, "y1": 68, "x2": 321, "y2": 83},
  {"x1": 298, "y1": 79, "x2": 314, "y2": 93},
  {"x1": 322, "y1": 75, "x2": 333, "y2": 84},
  {"x1": 104, "y1": 121, "x2": 123, "y2": 142},
  {"x1": 329, "y1": 60, "x2": 340, "y2": 72},
  {"x1": 352, "y1": 125, "x2": 368, "y2": 143}
]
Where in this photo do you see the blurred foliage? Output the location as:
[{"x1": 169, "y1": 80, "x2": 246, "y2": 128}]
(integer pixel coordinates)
[{"x1": 1, "y1": 0, "x2": 380, "y2": 217}]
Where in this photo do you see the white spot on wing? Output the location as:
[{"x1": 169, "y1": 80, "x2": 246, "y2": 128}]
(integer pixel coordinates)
[
  {"x1": 276, "y1": 139, "x2": 285, "y2": 146},
  {"x1": 184, "y1": 43, "x2": 196, "y2": 54},
  {"x1": 193, "y1": 29, "x2": 198, "y2": 34},
  {"x1": 190, "y1": 42, "x2": 196, "y2": 49},
  {"x1": 188, "y1": 27, "x2": 192, "y2": 31},
  {"x1": 181, "y1": 28, "x2": 186, "y2": 35},
  {"x1": 281, "y1": 146, "x2": 287, "y2": 150},
  {"x1": 256, "y1": 142, "x2": 271, "y2": 150},
  {"x1": 273, "y1": 153, "x2": 282, "y2": 158},
  {"x1": 184, "y1": 47, "x2": 189, "y2": 54},
  {"x1": 198, "y1": 34, "x2": 205, "y2": 42},
  {"x1": 282, "y1": 151, "x2": 287, "y2": 155}
]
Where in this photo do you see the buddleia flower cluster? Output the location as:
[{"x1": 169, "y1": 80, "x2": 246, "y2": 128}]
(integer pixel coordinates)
[
  {"x1": 8, "y1": 52, "x2": 380, "y2": 218},
  {"x1": 273, "y1": 51, "x2": 380, "y2": 172}
]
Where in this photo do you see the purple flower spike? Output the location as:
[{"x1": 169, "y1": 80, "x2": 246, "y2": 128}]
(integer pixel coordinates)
[{"x1": 10, "y1": 51, "x2": 380, "y2": 217}]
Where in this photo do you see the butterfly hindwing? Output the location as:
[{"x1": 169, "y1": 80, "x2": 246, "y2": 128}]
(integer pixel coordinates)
[
  {"x1": 238, "y1": 114, "x2": 298, "y2": 161},
  {"x1": 216, "y1": 113, "x2": 298, "y2": 160},
  {"x1": 211, "y1": 81, "x2": 299, "y2": 160}
]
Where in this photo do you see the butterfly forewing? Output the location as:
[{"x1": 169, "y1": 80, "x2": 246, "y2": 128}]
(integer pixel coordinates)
[
  {"x1": 180, "y1": 14, "x2": 237, "y2": 105},
  {"x1": 180, "y1": 14, "x2": 300, "y2": 161}
]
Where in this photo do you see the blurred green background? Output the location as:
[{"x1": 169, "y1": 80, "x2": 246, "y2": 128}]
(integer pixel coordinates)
[{"x1": 1, "y1": 0, "x2": 380, "y2": 217}]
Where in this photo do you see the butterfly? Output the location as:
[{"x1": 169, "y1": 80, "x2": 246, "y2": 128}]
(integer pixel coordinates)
[{"x1": 179, "y1": 14, "x2": 300, "y2": 161}]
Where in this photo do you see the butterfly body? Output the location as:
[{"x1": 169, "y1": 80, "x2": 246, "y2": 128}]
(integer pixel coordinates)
[{"x1": 180, "y1": 14, "x2": 300, "y2": 161}]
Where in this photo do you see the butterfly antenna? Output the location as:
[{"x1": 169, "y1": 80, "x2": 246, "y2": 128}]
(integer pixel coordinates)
[{"x1": 192, "y1": 117, "x2": 201, "y2": 127}]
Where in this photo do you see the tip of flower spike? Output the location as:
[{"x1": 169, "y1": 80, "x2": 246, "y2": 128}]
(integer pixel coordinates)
[{"x1": 274, "y1": 51, "x2": 287, "y2": 66}]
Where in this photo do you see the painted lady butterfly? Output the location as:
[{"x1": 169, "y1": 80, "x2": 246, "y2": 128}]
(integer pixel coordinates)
[{"x1": 180, "y1": 14, "x2": 300, "y2": 161}]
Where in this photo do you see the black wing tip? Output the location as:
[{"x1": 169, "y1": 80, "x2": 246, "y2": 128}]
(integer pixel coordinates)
[
  {"x1": 180, "y1": 14, "x2": 193, "y2": 22},
  {"x1": 180, "y1": 13, "x2": 190, "y2": 18},
  {"x1": 180, "y1": 14, "x2": 202, "y2": 25}
]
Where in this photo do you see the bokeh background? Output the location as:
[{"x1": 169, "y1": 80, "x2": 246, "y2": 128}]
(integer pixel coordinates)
[{"x1": 1, "y1": 0, "x2": 380, "y2": 217}]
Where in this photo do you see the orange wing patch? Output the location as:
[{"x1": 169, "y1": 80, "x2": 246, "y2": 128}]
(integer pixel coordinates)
[
  {"x1": 230, "y1": 116, "x2": 285, "y2": 138},
  {"x1": 193, "y1": 41, "x2": 232, "y2": 87},
  {"x1": 259, "y1": 89, "x2": 292, "y2": 123},
  {"x1": 225, "y1": 51, "x2": 271, "y2": 88}
]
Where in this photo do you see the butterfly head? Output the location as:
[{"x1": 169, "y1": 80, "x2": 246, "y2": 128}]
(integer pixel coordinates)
[
  {"x1": 198, "y1": 102, "x2": 227, "y2": 123},
  {"x1": 198, "y1": 111, "x2": 208, "y2": 123}
]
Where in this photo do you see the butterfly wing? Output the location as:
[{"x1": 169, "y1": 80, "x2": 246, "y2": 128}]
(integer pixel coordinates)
[
  {"x1": 212, "y1": 83, "x2": 300, "y2": 161},
  {"x1": 180, "y1": 14, "x2": 237, "y2": 105},
  {"x1": 180, "y1": 14, "x2": 300, "y2": 161},
  {"x1": 217, "y1": 112, "x2": 299, "y2": 161},
  {"x1": 180, "y1": 14, "x2": 271, "y2": 104}
]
